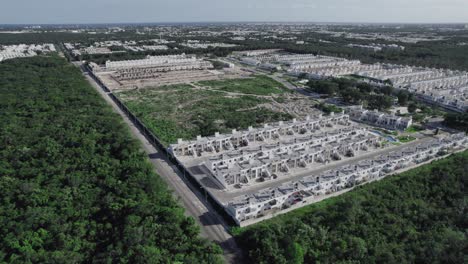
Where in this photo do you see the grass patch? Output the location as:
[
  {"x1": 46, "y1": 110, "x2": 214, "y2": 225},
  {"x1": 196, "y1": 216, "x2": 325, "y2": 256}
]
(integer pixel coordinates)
[
  {"x1": 117, "y1": 84, "x2": 292, "y2": 145},
  {"x1": 405, "y1": 125, "x2": 423, "y2": 133},
  {"x1": 397, "y1": 135, "x2": 416, "y2": 143},
  {"x1": 197, "y1": 75, "x2": 289, "y2": 95}
]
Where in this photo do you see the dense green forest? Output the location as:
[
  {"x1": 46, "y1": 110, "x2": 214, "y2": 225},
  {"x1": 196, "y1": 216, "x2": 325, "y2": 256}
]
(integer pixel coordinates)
[
  {"x1": 0, "y1": 56, "x2": 222, "y2": 263},
  {"x1": 234, "y1": 151, "x2": 468, "y2": 264}
]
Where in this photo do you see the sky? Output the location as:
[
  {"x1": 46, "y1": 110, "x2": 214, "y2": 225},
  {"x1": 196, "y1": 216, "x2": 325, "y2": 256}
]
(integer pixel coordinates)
[{"x1": 1, "y1": 0, "x2": 468, "y2": 24}]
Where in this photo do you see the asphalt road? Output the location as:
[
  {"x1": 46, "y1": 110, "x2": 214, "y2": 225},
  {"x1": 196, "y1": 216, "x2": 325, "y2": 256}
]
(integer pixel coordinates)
[{"x1": 80, "y1": 68, "x2": 241, "y2": 263}]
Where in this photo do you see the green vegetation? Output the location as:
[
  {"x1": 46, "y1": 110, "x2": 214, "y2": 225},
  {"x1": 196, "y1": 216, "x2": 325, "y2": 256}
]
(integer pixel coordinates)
[
  {"x1": 315, "y1": 103, "x2": 343, "y2": 114},
  {"x1": 397, "y1": 90, "x2": 412, "y2": 106},
  {"x1": 227, "y1": 27, "x2": 468, "y2": 72},
  {"x1": 397, "y1": 135, "x2": 416, "y2": 143},
  {"x1": 0, "y1": 57, "x2": 222, "y2": 263},
  {"x1": 197, "y1": 75, "x2": 288, "y2": 96},
  {"x1": 280, "y1": 33, "x2": 468, "y2": 72},
  {"x1": 306, "y1": 78, "x2": 394, "y2": 111},
  {"x1": 405, "y1": 125, "x2": 424, "y2": 133},
  {"x1": 117, "y1": 84, "x2": 292, "y2": 145},
  {"x1": 409, "y1": 103, "x2": 446, "y2": 123},
  {"x1": 4, "y1": 26, "x2": 468, "y2": 72},
  {"x1": 444, "y1": 112, "x2": 468, "y2": 132},
  {"x1": 208, "y1": 60, "x2": 229, "y2": 69},
  {"x1": 234, "y1": 151, "x2": 467, "y2": 264}
]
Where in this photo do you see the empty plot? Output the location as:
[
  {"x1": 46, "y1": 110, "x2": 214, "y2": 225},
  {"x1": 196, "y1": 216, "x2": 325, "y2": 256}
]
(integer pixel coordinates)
[
  {"x1": 197, "y1": 75, "x2": 290, "y2": 96},
  {"x1": 116, "y1": 84, "x2": 293, "y2": 146}
]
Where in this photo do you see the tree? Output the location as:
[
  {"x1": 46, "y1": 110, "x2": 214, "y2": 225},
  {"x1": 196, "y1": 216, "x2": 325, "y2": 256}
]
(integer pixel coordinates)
[
  {"x1": 444, "y1": 113, "x2": 468, "y2": 132},
  {"x1": 341, "y1": 88, "x2": 363, "y2": 104},
  {"x1": 381, "y1": 85, "x2": 394, "y2": 95},
  {"x1": 0, "y1": 56, "x2": 222, "y2": 263},
  {"x1": 397, "y1": 90, "x2": 409, "y2": 106},
  {"x1": 308, "y1": 80, "x2": 339, "y2": 95},
  {"x1": 357, "y1": 82, "x2": 373, "y2": 93},
  {"x1": 367, "y1": 94, "x2": 393, "y2": 110},
  {"x1": 236, "y1": 151, "x2": 468, "y2": 264},
  {"x1": 408, "y1": 102, "x2": 418, "y2": 113}
]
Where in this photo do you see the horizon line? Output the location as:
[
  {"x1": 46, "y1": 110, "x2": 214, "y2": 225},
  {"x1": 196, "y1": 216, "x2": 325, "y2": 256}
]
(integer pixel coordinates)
[{"x1": 1, "y1": 20, "x2": 468, "y2": 26}]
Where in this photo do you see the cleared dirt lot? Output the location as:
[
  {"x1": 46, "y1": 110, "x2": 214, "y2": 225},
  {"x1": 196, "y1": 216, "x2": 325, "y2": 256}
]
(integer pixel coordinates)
[{"x1": 96, "y1": 67, "x2": 252, "y2": 91}]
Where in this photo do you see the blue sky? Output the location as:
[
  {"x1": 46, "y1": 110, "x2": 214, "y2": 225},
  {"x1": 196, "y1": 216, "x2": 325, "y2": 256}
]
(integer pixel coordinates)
[{"x1": 1, "y1": 0, "x2": 467, "y2": 24}]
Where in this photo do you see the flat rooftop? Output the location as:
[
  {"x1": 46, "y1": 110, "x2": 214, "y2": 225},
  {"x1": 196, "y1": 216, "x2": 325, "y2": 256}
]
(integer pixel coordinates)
[{"x1": 187, "y1": 134, "x2": 436, "y2": 205}]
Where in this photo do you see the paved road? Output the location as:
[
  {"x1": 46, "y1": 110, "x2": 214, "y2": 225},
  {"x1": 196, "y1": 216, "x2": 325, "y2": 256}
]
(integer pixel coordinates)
[{"x1": 80, "y1": 68, "x2": 241, "y2": 263}]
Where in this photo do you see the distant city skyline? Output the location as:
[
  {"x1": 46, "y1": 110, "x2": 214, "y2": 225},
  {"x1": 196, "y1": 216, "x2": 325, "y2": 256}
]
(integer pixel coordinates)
[{"x1": 1, "y1": 0, "x2": 468, "y2": 24}]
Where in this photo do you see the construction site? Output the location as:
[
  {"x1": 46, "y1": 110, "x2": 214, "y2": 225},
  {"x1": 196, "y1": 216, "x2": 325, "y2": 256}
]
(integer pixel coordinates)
[
  {"x1": 89, "y1": 54, "x2": 250, "y2": 91},
  {"x1": 88, "y1": 50, "x2": 468, "y2": 227},
  {"x1": 168, "y1": 112, "x2": 468, "y2": 226},
  {"x1": 169, "y1": 113, "x2": 381, "y2": 190}
]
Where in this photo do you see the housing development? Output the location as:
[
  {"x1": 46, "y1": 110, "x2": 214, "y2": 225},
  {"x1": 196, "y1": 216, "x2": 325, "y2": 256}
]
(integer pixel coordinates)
[
  {"x1": 87, "y1": 53, "x2": 234, "y2": 90},
  {"x1": 169, "y1": 110, "x2": 466, "y2": 225},
  {"x1": 346, "y1": 105, "x2": 413, "y2": 131},
  {"x1": 0, "y1": 43, "x2": 56, "y2": 61},
  {"x1": 2, "y1": 20, "x2": 468, "y2": 263},
  {"x1": 70, "y1": 28, "x2": 468, "y2": 227},
  {"x1": 224, "y1": 132, "x2": 465, "y2": 224},
  {"x1": 233, "y1": 50, "x2": 468, "y2": 112}
]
